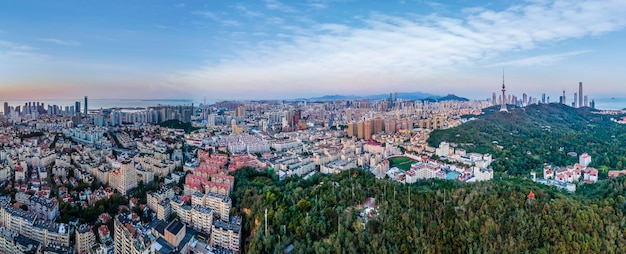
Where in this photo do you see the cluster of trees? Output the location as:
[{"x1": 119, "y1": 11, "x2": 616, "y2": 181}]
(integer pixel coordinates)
[
  {"x1": 428, "y1": 103, "x2": 626, "y2": 175},
  {"x1": 56, "y1": 193, "x2": 128, "y2": 224},
  {"x1": 231, "y1": 167, "x2": 626, "y2": 253},
  {"x1": 157, "y1": 119, "x2": 200, "y2": 133}
]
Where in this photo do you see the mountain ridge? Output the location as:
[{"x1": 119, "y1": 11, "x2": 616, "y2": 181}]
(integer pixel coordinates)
[{"x1": 295, "y1": 92, "x2": 469, "y2": 101}]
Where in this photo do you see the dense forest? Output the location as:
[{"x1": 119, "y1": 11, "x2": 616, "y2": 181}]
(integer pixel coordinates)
[
  {"x1": 231, "y1": 167, "x2": 626, "y2": 253},
  {"x1": 428, "y1": 103, "x2": 626, "y2": 175}
]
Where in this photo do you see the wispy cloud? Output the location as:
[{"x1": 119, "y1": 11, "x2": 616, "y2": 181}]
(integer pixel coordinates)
[
  {"x1": 264, "y1": 0, "x2": 296, "y2": 12},
  {"x1": 307, "y1": 0, "x2": 329, "y2": 9},
  {"x1": 192, "y1": 10, "x2": 218, "y2": 20},
  {"x1": 0, "y1": 40, "x2": 47, "y2": 60},
  {"x1": 175, "y1": 3, "x2": 185, "y2": 8},
  {"x1": 192, "y1": 10, "x2": 240, "y2": 26},
  {"x1": 487, "y1": 50, "x2": 592, "y2": 67},
  {"x1": 233, "y1": 4, "x2": 263, "y2": 17},
  {"x1": 174, "y1": 0, "x2": 626, "y2": 98},
  {"x1": 40, "y1": 38, "x2": 81, "y2": 46}
]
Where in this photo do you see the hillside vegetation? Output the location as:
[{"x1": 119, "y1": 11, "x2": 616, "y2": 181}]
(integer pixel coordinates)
[
  {"x1": 231, "y1": 167, "x2": 626, "y2": 254},
  {"x1": 428, "y1": 103, "x2": 626, "y2": 175}
]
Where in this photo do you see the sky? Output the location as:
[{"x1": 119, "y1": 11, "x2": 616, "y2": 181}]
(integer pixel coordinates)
[{"x1": 1, "y1": 0, "x2": 626, "y2": 101}]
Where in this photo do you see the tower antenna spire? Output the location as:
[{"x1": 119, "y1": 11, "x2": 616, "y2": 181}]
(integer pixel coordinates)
[{"x1": 500, "y1": 69, "x2": 508, "y2": 112}]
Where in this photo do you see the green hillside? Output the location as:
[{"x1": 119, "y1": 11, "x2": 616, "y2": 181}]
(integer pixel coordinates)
[
  {"x1": 428, "y1": 103, "x2": 626, "y2": 175},
  {"x1": 231, "y1": 167, "x2": 626, "y2": 253}
]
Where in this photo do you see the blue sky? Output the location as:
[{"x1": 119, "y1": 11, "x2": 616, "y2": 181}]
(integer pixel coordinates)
[{"x1": 1, "y1": 0, "x2": 626, "y2": 101}]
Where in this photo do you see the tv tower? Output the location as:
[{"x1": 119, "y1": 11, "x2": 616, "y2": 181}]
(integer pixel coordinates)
[{"x1": 500, "y1": 70, "x2": 508, "y2": 112}]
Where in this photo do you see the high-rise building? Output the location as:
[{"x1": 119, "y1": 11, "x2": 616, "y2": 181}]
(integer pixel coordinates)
[
  {"x1": 210, "y1": 216, "x2": 242, "y2": 252},
  {"x1": 373, "y1": 117, "x2": 383, "y2": 134},
  {"x1": 584, "y1": 95, "x2": 588, "y2": 108},
  {"x1": 3, "y1": 102, "x2": 8, "y2": 116},
  {"x1": 114, "y1": 211, "x2": 150, "y2": 254},
  {"x1": 522, "y1": 93, "x2": 527, "y2": 107},
  {"x1": 347, "y1": 122, "x2": 356, "y2": 137},
  {"x1": 84, "y1": 96, "x2": 88, "y2": 115},
  {"x1": 590, "y1": 99, "x2": 596, "y2": 109},
  {"x1": 562, "y1": 90, "x2": 566, "y2": 105},
  {"x1": 109, "y1": 154, "x2": 137, "y2": 195},
  {"x1": 357, "y1": 121, "x2": 365, "y2": 139},
  {"x1": 75, "y1": 224, "x2": 96, "y2": 254},
  {"x1": 364, "y1": 119, "x2": 373, "y2": 140},
  {"x1": 492, "y1": 92, "x2": 497, "y2": 106},
  {"x1": 574, "y1": 93, "x2": 578, "y2": 108},
  {"x1": 579, "y1": 82, "x2": 583, "y2": 108}
]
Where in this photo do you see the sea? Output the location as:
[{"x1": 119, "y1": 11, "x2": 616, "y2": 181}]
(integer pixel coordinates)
[
  {"x1": 1, "y1": 99, "x2": 206, "y2": 111},
  {"x1": 592, "y1": 98, "x2": 626, "y2": 110}
]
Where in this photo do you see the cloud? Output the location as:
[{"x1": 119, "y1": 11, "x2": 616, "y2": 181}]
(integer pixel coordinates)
[
  {"x1": 487, "y1": 50, "x2": 592, "y2": 67},
  {"x1": 307, "y1": 0, "x2": 329, "y2": 9},
  {"x1": 0, "y1": 40, "x2": 46, "y2": 60},
  {"x1": 264, "y1": 0, "x2": 296, "y2": 12},
  {"x1": 175, "y1": 0, "x2": 626, "y2": 98},
  {"x1": 40, "y1": 38, "x2": 81, "y2": 46},
  {"x1": 266, "y1": 17, "x2": 284, "y2": 25},
  {"x1": 192, "y1": 10, "x2": 240, "y2": 26},
  {"x1": 233, "y1": 4, "x2": 263, "y2": 17},
  {"x1": 192, "y1": 10, "x2": 219, "y2": 20},
  {"x1": 175, "y1": 3, "x2": 185, "y2": 8}
]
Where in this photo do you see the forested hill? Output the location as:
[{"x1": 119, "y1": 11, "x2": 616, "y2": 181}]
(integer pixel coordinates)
[
  {"x1": 231, "y1": 167, "x2": 626, "y2": 253},
  {"x1": 428, "y1": 103, "x2": 626, "y2": 175}
]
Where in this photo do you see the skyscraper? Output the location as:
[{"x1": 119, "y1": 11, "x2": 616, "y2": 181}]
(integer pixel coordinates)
[
  {"x1": 84, "y1": 96, "x2": 88, "y2": 115},
  {"x1": 3, "y1": 102, "x2": 8, "y2": 116},
  {"x1": 492, "y1": 92, "x2": 497, "y2": 106},
  {"x1": 75, "y1": 101, "x2": 80, "y2": 116},
  {"x1": 578, "y1": 82, "x2": 583, "y2": 108},
  {"x1": 574, "y1": 93, "x2": 578, "y2": 108},
  {"x1": 562, "y1": 90, "x2": 566, "y2": 105}
]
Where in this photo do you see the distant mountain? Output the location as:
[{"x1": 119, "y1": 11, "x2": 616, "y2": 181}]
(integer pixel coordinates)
[
  {"x1": 423, "y1": 94, "x2": 469, "y2": 102},
  {"x1": 300, "y1": 91, "x2": 469, "y2": 101},
  {"x1": 364, "y1": 91, "x2": 438, "y2": 100},
  {"x1": 437, "y1": 94, "x2": 469, "y2": 101}
]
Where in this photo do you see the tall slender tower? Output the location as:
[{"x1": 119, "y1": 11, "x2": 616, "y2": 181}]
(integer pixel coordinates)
[
  {"x1": 562, "y1": 90, "x2": 566, "y2": 105},
  {"x1": 578, "y1": 82, "x2": 583, "y2": 108},
  {"x1": 500, "y1": 71, "x2": 508, "y2": 112}
]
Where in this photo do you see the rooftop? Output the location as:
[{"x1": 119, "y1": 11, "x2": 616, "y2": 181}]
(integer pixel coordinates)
[{"x1": 166, "y1": 220, "x2": 184, "y2": 235}]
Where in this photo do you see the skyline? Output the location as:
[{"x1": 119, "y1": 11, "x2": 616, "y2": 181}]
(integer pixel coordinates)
[{"x1": 2, "y1": 0, "x2": 626, "y2": 100}]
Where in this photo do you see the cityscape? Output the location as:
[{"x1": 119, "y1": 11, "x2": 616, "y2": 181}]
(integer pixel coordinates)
[{"x1": 3, "y1": 1, "x2": 626, "y2": 254}]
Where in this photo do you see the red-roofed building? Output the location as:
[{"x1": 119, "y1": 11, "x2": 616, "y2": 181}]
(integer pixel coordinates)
[
  {"x1": 205, "y1": 182, "x2": 230, "y2": 196},
  {"x1": 15, "y1": 166, "x2": 26, "y2": 182},
  {"x1": 99, "y1": 213, "x2": 112, "y2": 223},
  {"x1": 210, "y1": 174, "x2": 235, "y2": 192},
  {"x1": 184, "y1": 174, "x2": 210, "y2": 195},
  {"x1": 608, "y1": 170, "x2": 626, "y2": 179},
  {"x1": 583, "y1": 167, "x2": 599, "y2": 183}
]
